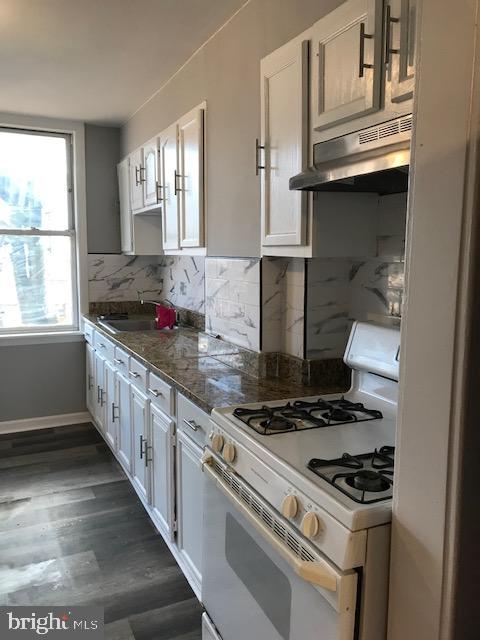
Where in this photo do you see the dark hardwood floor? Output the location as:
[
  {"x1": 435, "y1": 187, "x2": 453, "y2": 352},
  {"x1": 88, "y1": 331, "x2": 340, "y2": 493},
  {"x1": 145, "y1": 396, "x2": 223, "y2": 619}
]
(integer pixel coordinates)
[{"x1": 0, "y1": 422, "x2": 203, "y2": 640}]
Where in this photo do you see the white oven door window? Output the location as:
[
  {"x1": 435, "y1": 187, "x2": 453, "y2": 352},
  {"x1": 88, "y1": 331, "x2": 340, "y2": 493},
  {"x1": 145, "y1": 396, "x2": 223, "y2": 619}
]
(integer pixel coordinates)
[{"x1": 202, "y1": 472, "x2": 358, "y2": 640}]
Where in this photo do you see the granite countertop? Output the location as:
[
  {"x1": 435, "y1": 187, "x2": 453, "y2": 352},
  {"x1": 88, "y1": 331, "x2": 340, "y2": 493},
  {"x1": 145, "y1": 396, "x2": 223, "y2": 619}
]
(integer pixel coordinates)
[{"x1": 84, "y1": 315, "x2": 342, "y2": 414}]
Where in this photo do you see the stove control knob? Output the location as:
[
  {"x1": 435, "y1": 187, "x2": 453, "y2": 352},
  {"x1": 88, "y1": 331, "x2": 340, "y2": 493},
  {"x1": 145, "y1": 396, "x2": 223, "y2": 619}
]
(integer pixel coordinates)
[
  {"x1": 222, "y1": 442, "x2": 236, "y2": 463},
  {"x1": 301, "y1": 512, "x2": 320, "y2": 539},
  {"x1": 211, "y1": 434, "x2": 224, "y2": 453},
  {"x1": 281, "y1": 495, "x2": 299, "y2": 519}
]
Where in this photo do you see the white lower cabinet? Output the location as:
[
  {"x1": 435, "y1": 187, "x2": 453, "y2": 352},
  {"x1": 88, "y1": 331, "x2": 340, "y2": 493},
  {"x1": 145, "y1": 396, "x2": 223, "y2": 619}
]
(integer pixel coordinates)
[
  {"x1": 130, "y1": 385, "x2": 150, "y2": 503},
  {"x1": 117, "y1": 372, "x2": 132, "y2": 473},
  {"x1": 149, "y1": 403, "x2": 175, "y2": 540},
  {"x1": 86, "y1": 343, "x2": 96, "y2": 416},
  {"x1": 176, "y1": 426, "x2": 204, "y2": 596},
  {"x1": 94, "y1": 352, "x2": 106, "y2": 433},
  {"x1": 104, "y1": 361, "x2": 118, "y2": 451}
]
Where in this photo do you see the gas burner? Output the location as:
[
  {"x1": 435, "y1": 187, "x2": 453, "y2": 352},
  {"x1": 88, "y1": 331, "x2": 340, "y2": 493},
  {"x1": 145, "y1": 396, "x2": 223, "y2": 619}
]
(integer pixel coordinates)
[
  {"x1": 232, "y1": 396, "x2": 384, "y2": 436},
  {"x1": 345, "y1": 470, "x2": 391, "y2": 493},
  {"x1": 307, "y1": 446, "x2": 395, "y2": 504}
]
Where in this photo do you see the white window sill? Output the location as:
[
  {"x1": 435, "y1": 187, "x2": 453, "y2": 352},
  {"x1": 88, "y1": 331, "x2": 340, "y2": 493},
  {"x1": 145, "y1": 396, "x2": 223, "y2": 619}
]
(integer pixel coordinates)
[{"x1": 0, "y1": 331, "x2": 85, "y2": 347}]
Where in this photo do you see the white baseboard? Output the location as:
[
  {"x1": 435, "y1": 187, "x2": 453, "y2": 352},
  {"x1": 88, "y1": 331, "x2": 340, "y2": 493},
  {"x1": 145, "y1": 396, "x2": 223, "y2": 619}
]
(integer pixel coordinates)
[{"x1": 0, "y1": 411, "x2": 92, "y2": 435}]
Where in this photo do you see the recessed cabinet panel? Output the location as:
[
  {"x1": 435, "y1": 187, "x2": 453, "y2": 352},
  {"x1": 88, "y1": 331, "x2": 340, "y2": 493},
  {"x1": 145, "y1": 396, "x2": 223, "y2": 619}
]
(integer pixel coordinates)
[
  {"x1": 160, "y1": 124, "x2": 180, "y2": 250},
  {"x1": 117, "y1": 158, "x2": 133, "y2": 254},
  {"x1": 86, "y1": 343, "x2": 96, "y2": 416},
  {"x1": 143, "y1": 137, "x2": 160, "y2": 207},
  {"x1": 149, "y1": 404, "x2": 175, "y2": 540},
  {"x1": 178, "y1": 108, "x2": 204, "y2": 248},
  {"x1": 131, "y1": 386, "x2": 149, "y2": 503},
  {"x1": 117, "y1": 372, "x2": 132, "y2": 473},
  {"x1": 261, "y1": 39, "x2": 308, "y2": 247},
  {"x1": 388, "y1": 0, "x2": 416, "y2": 103},
  {"x1": 311, "y1": 0, "x2": 383, "y2": 131},
  {"x1": 94, "y1": 353, "x2": 106, "y2": 433},
  {"x1": 104, "y1": 361, "x2": 117, "y2": 451}
]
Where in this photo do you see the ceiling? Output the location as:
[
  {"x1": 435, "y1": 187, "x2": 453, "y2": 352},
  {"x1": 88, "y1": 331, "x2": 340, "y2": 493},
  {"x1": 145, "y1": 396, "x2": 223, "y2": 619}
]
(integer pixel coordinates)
[{"x1": 0, "y1": 0, "x2": 247, "y2": 125}]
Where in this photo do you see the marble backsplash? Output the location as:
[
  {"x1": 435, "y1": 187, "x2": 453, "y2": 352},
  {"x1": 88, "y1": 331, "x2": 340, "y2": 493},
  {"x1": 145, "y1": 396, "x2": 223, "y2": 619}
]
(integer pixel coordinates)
[
  {"x1": 88, "y1": 254, "x2": 205, "y2": 313},
  {"x1": 205, "y1": 257, "x2": 261, "y2": 351}
]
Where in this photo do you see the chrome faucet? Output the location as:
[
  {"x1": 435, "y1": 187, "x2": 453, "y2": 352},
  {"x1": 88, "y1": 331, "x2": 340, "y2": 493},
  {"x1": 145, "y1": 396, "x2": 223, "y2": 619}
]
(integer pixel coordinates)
[{"x1": 137, "y1": 292, "x2": 177, "y2": 325}]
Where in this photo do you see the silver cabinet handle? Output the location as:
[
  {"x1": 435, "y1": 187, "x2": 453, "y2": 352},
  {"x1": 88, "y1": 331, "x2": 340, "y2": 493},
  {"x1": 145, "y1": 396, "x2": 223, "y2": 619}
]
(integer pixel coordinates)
[
  {"x1": 99, "y1": 342, "x2": 106, "y2": 349},
  {"x1": 139, "y1": 435, "x2": 147, "y2": 459},
  {"x1": 385, "y1": 4, "x2": 399, "y2": 66},
  {"x1": 135, "y1": 166, "x2": 140, "y2": 186},
  {"x1": 129, "y1": 370, "x2": 140, "y2": 378},
  {"x1": 88, "y1": 374, "x2": 93, "y2": 390},
  {"x1": 139, "y1": 166, "x2": 146, "y2": 183},
  {"x1": 114, "y1": 358, "x2": 124, "y2": 365},
  {"x1": 358, "y1": 22, "x2": 374, "y2": 78},
  {"x1": 145, "y1": 444, "x2": 152, "y2": 467},
  {"x1": 183, "y1": 418, "x2": 199, "y2": 432},
  {"x1": 147, "y1": 388, "x2": 163, "y2": 398},
  {"x1": 156, "y1": 181, "x2": 164, "y2": 203},
  {"x1": 111, "y1": 402, "x2": 119, "y2": 422},
  {"x1": 174, "y1": 170, "x2": 184, "y2": 195},
  {"x1": 97, "y1": 385, "x2": 101, "y2": 403},
  {"x1": 255, "y1": 138, "x2": 265, "y2": 175}
]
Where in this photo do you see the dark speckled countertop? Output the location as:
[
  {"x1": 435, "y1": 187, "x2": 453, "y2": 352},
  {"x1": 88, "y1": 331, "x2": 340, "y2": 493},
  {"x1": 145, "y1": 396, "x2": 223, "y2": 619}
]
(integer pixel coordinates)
[{"x1": 84, "y1": 315, "x2": 343, "y2": 414}]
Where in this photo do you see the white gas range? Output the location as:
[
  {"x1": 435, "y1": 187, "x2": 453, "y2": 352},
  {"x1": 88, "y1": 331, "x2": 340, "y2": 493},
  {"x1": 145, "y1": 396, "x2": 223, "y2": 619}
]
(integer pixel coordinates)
[{"x1": 201, "y1": 322, "x2": 400, "y2": 640}]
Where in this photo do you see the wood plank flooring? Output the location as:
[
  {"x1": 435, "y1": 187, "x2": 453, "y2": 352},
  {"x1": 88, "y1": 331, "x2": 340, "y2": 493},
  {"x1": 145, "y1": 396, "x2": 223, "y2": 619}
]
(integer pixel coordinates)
[{"x1": 0, "y1": 422, "x2": 203, "y2": 640}]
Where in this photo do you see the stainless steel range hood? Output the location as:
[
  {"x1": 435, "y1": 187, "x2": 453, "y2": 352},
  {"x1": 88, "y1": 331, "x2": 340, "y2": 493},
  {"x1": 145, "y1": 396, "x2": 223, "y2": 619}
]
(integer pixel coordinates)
[{"x1": 289, "y1": 115, "x2": 412, "y2": 194}]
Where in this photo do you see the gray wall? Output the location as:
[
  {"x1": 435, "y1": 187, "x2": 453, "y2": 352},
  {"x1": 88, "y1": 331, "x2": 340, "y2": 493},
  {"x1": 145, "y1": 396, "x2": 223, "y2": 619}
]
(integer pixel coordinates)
[
  {"x1": 85, "y1": 124, "x2": 121, "y2": 253},
  {"x1": 121, "y1": 0, "x2": 343, "y2": 258},
  {"x1": 0, "y1": 341, "x2": 86, "y2": 422}
]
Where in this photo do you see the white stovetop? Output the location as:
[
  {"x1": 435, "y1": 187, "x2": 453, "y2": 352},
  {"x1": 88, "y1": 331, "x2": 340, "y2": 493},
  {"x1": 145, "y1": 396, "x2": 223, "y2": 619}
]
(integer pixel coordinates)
[{"x1": 211, "y1": 388, "x2": 397, "y2": 530}]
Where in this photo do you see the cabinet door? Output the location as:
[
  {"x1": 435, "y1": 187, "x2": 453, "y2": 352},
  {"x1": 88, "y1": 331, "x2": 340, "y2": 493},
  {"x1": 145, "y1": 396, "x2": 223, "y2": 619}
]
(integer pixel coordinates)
[
  {"x1": 176, "y1": 429, "x2": 203, "y2": 594},
  {"x1": 131, "y1": 385, "x2": 150, "y2": 503},
  {"x1": 104, "y1": 361, "x2": 117, "y2": 451},
  {"x1": 117, "y1": 158, "x2": 133, "y2": 254},
  {"x1": 149, "y1": 404, "x2": 175, "y2": 540},
  {"x1": 86, "y1": 343, "x2": 96, "y2": 416},
  {"x1": 129, "y1": 148, "x2": 144, "y2": 212},
  {"x1": 178, "y1": 107, "x2": 204, "y2": 248},
  {"x1": 311, "y1": 0, "x2": 383, "y2": 131},
  {"x1": 94, "y1": 353, "x2": 106, "y2": 432},
  {"x1": 159, "y1": 123, "x2": 180, "y2": 250},
  {"x1": 143, "y1": 137, "x2": 160, "y2": 207},
  {"x1": 117, "y1": 373, "x2": 132, "y2": 473},
  {"x1": 387, "y1": 0, "x2": 416, "y2": 103},
  {"x1": 261, "y1": 38, "x2": 308, "y2": 247}
]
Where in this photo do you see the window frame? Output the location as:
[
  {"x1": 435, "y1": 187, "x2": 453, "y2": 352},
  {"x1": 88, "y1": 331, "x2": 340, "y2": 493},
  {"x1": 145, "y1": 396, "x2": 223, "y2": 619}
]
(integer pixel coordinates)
[{"x1": 0, "y1": 116, "x2": 87, "y2": 342}]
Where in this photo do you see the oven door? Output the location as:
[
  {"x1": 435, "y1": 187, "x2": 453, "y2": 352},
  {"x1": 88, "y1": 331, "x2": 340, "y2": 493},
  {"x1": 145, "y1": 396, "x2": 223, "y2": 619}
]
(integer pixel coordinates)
[{"x1": 202, "y1": 454, "x2": 358, "y2": 640}]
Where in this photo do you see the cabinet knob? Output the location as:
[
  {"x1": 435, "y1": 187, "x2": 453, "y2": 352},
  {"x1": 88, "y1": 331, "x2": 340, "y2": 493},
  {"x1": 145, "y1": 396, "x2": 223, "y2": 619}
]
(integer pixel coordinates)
[
  {"x1": 281, "y1": 495, "x2": 299, "y2": 519},
  {"x1": 301, "y1": 512, "x2": 320, "y2": 539},
  {"x1": 222, "y1": 442, "x2": 236, "y2": 463},
  {"x1": 211, "y1": 434, "x2": 224, "y2": 453}
]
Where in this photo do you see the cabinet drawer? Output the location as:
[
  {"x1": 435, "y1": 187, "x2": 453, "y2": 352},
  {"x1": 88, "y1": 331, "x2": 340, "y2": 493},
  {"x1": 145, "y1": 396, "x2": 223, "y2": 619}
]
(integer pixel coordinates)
[
  {"x1": 84, "y1": 322, "x2": 95, "y2": 345},
  {"x1": 94, "y1": 333, "x2": 115, "y2": 361},
  {"x1": 147, "y1": 371, "x2": 174, "y2": 417},
  {"x1": 177, "y1": 393, "x2": 209, "y2": 448},
  {"x1": 113, "y1": 346, "x2": 130, "y2": 376},
  {"x1": 128, "y1": 357, "x2": 148, "y2": 391}
]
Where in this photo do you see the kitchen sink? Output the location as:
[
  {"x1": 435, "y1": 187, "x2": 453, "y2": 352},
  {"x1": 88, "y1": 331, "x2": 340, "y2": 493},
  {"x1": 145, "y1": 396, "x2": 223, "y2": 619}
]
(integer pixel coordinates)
[{"x1": 98, "y1": 318, "x2": 162, "y2": 334}]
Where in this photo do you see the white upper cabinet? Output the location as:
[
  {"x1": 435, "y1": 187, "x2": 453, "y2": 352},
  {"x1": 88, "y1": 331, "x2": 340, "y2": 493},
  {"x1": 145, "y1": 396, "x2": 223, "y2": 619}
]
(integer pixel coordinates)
[
  {"x1": 387, "y1": 0, "x2": 416, "y2": 104},
  {"x1": 142, "y1": 136, "x2": 161, "y2": 208},
  {"x1": 129, "y1": 147, "x2": 144, "y2": 212},
  {"x1": 178, "y1": 106, "x2": 205, "y2": 248},
  {"x1": 311, "y1": 0, "x2": 383, "y2": 131},
  {"x1": 159, "y1": 123, "x2": 180, "y2": 251},
  {"x1": 260, "y1": 39, "x2": 308, "y2": 247},
  {"x1": 117, "y1": 158, "x2": 133, "y2": 254}
]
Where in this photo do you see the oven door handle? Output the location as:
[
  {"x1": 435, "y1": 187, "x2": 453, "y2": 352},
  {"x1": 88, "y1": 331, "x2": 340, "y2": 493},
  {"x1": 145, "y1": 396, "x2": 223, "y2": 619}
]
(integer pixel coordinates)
[{"x1": 203, "y1": 456, "x2": 338, "y2": 592}]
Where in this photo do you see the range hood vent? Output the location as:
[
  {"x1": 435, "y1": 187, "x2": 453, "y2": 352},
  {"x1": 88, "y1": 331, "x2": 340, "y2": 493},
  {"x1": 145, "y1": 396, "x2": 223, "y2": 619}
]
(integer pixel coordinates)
[{"x1": 290, "y1": 115, "x2": 412, "y2": 194}]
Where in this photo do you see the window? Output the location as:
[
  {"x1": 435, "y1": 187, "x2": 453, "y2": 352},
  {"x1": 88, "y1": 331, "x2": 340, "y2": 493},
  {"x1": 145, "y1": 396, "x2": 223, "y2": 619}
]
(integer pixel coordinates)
[{"x1": 0, "y1": 128, "x2": 78, "y2": 334}]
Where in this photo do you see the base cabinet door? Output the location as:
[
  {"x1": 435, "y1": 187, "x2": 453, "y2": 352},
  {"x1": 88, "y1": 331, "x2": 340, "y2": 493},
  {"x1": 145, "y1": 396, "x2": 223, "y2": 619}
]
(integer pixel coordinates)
[
  {"x1": 104, "y1": 361, "x2": 118, "y2": 451},
  {"x1": 117, "y1": 373, "x2": 132, "y2": 473},
  {"x1": 311, "y1": 0, "x2": 383, "y2": 131},
  {"x1": 131, "y1": 386, "x2": 150, "y2": 503},
  {"x1": 94, "y1": 353, "x2": 106, "y2": 433},
  {"x1": 86, "y1": 343, "x2": 96, "y2": 416},
  {"x1": 149, "y1": 404, "x2": 175, "y2": 540},
  {"x1": 176, "y1": 428, "x2": 203, "y2": 595}
]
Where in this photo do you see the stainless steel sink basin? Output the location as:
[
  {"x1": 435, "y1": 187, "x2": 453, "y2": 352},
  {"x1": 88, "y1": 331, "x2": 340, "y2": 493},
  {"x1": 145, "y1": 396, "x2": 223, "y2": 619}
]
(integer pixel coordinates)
[{"x1": 98, "y1": 318, "x2": 159, "y2": 334}]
